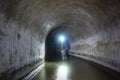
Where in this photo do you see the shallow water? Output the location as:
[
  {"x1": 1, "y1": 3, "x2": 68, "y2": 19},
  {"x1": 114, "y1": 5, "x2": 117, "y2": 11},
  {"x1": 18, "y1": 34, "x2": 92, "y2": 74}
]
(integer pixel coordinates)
[{"x1": 32, "y1": 57, "x2": 117, "y2": 80}]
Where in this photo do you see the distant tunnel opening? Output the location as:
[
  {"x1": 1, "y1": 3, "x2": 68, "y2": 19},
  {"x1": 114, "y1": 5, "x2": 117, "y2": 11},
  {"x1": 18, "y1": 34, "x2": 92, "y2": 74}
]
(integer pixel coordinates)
[{"x1": 45, "y1": 27, "x2": 71, "y2": 61}]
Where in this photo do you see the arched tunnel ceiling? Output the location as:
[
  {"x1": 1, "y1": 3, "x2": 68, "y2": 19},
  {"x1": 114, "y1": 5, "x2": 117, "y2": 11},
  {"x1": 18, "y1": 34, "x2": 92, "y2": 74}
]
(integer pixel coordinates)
[
  {"x1": 0, "y1": 0, "x2": 120, "y2": 72},
  {"x1": 14, "y1": 0, "x2": 120, "y2": 41},
  {"x1": 2, "y1": 0, "x2": 120, "y2": 56}
]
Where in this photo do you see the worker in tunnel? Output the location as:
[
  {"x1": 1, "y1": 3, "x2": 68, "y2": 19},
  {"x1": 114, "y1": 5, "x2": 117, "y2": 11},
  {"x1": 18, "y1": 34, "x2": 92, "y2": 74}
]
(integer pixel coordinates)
[
  {"x1": 61, "y1": 41, "x2": 70, "y2": 61},
  {"x1": 65, "y1": 40, "x2": 71, "y2": 60},
  {"x1": 57, "y1": 34, "x2": 70, "y2": 61}
]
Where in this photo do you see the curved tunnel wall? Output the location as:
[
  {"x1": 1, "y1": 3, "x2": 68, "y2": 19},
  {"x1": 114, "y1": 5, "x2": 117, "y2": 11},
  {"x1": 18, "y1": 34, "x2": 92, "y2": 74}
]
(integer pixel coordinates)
[{"x1": 0, "y1": 0, "x2": 120, "y2": 76}]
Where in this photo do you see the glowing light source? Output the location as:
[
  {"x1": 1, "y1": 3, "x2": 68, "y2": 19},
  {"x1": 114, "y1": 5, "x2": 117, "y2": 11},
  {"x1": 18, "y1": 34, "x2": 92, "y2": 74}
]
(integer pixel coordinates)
[{"x1": 58, "y1": 35, "x2": 66, "y2": 43}]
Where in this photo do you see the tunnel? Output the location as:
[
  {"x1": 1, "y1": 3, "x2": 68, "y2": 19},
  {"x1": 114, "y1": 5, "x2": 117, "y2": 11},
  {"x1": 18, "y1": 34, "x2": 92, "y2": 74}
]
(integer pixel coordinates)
[
  {"x1": 0, "y1": 0, "x2": 120, "y2": 80},
  {"x1": 45, "y1": 27, "x2": 70, "y2": 61}
]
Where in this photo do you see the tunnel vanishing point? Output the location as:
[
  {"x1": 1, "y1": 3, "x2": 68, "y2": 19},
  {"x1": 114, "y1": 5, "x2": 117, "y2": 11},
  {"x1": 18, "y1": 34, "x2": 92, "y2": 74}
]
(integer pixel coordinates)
[{"x1": 0, "y1": 0, "x2": 120, "y2": 80}]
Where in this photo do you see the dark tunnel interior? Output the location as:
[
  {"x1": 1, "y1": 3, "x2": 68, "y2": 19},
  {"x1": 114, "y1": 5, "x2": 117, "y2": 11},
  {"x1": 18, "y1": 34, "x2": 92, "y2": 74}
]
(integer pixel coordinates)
[
  {"x1": 0, "y1": 0, "x2": 120, "y2": 79},
  {"x1": 45, "y1": 27, "x2": 70, "y2": 61}
]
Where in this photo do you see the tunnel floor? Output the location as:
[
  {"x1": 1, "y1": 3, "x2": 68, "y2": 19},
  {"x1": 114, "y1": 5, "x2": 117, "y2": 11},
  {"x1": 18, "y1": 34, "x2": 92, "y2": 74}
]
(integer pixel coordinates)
[{"x1": 32, "y1": 56, "x2": 117, "y2": 80}]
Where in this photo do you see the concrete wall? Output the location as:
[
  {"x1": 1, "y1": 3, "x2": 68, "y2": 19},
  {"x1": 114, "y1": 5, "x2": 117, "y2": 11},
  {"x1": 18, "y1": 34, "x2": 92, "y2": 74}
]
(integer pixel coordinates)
[
  {"x1": 70, "y1": 30, "x2": 120, "y2": 71},
  {"x1": 0, "y1": 0, "x2": 120, "y2": 77},
  {"x1": 0, "y1": 1, "x2": 45, "y2": 77},
  {"x1": 0, "y1": 12, "x2": 45, "y2": 74}
]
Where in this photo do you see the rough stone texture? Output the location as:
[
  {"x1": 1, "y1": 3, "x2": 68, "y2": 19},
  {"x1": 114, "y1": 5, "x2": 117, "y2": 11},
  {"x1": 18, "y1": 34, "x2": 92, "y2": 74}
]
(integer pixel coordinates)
[
  {"x1": 0, "y1": 13, "x2": 45, "y2": 75},
  {"x1": 0, "y1": 0, "x2": 120, "y2": 77}
]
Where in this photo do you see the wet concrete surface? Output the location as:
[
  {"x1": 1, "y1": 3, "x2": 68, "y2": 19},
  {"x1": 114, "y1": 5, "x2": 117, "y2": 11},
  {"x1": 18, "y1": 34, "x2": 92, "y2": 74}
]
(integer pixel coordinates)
[{"x1": 32, "y1": 56, "x2": 117, "y2": 80}]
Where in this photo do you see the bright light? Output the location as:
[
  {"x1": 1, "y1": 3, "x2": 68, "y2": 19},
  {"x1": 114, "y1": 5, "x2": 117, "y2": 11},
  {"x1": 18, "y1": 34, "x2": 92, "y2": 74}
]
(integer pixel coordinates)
[
  {"x1": 58, "y1": 65, "x2": 68, "y2": 74},
  {"x1": 58, "y1": 35, "x2": 66, "y2": 43},
  {"x1": 56, "y1": 64, "x2": 69, "y2": 80}
]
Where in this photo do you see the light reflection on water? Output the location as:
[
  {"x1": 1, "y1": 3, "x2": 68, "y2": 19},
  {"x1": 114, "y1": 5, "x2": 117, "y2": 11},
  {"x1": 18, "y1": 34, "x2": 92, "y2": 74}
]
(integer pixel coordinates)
[
  {"x1": 32, "y1": 61, "x2": 72, "y2": 80},
  {"x1": 56, "y1": 62, "x2": 71, "y2": 80},
  {"x1": 32, "y1": 57, "x2": 116, "y2": 80}
]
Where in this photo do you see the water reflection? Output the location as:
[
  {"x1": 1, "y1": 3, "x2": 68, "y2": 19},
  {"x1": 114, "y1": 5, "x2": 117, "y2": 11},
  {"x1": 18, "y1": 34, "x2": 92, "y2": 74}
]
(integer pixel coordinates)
[
  {"x1": 32, "y1": 57, "x2": 116, "y2": 80},
  {"x1": 32, "y1": 57, "x2": 120, "y2": 80},
  {"x1": 56, "y1": 62, "x2": 71, "y2": 80}
]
